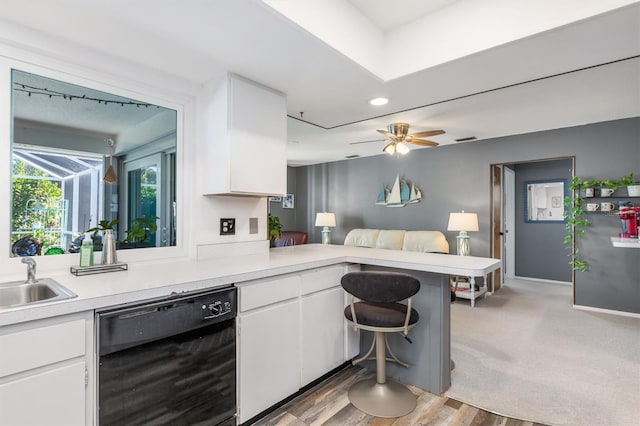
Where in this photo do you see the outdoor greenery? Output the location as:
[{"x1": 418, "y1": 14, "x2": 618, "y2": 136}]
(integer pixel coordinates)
[
  {"x1": 563, "y1": 173, "x2": 634, "y2": 271},
  {"x1": 11, "y1": 158, "x2": 63, "y2": 251}
]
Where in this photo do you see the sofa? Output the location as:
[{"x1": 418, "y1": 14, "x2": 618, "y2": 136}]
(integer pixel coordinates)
[{"x1": 343, "y1": 229, "x2": 449, "y2": 254}]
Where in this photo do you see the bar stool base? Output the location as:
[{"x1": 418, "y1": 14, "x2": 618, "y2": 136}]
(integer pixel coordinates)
[{"x1": 348, "y1": 378, "x2": 416, "y2": 418}]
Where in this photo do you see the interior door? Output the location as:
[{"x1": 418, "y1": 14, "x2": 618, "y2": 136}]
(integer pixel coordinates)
[{"x1": 491, "y1": 165, "x2": 503, "y2": 291}]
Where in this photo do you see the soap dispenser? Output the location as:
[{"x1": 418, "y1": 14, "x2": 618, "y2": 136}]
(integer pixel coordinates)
[{"x1": 80, "y1": 232, "x2": 94, "y2": 267}]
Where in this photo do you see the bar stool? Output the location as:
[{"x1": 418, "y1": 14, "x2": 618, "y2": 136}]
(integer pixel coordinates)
[{"x1": 341, "y1": 271, "x2": 420, "y2": 418}]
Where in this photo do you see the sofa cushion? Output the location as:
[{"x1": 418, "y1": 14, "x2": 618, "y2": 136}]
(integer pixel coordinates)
[
  {"x1": 343, "y1": 229, "x2": 380, "y2": 248},
  {"x1": 375, "y1": 230, "x2": 406, "y2": 250},
  {"x1": 402, "y1": 231, "x2": 449, "y2": 254},
  {"x1": 344, "y1": 228, "x2": 449, "y2": 254}
]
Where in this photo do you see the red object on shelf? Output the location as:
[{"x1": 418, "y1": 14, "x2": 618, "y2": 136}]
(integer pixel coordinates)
[{"x1": 618, "y1": 206, "x2": 640, "y2": 238}]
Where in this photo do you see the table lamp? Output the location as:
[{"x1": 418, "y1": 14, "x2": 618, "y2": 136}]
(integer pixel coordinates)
[
  {"x1": 315, "y1": 212, "x2": 336, "y2": 245},
  {"x1": 447, "y1": 211, "x2": 479, "y2": 256}
]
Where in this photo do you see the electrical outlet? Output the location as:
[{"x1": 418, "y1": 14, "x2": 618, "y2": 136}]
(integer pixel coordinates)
[{"x1": 220, "y1": 218, "x2": 235, "y2": 235}]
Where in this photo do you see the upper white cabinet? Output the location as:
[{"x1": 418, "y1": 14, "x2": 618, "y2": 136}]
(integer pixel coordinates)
[{"x1": 202, "y1": 74, "x2": 287, "y2": 196}]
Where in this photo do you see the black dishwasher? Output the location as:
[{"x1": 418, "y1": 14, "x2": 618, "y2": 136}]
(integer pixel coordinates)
[{"x1": 97, "y1": 286, "x2": 237, "y2": 426}]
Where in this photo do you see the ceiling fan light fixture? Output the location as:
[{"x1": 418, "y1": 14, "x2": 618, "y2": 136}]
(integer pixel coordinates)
[
  {"x1": 396, "y1": 141, "x2": 410, "y2": 154},
  {"x1": 383, "y1": 142, "x2": 396, "y2": 155},
  {"x1": 369, "y1": 97, "x2": 389, "y2": 106}
]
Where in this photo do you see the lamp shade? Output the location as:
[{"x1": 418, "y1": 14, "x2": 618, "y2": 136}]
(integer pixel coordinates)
[
  {"x1": 447, "y1": 212, "x2": 479, "y2": 232},
  {"x1": 315, "y1": 212, "x2": 336, "y2": 227}
]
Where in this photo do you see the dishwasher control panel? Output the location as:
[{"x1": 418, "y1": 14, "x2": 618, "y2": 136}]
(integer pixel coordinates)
[
  {"x1": 202, "y1": 300, "x2": 232, "y2": 319},
  {"x1": 199, "y1": 288, "x2": 236, "y2": 321}
]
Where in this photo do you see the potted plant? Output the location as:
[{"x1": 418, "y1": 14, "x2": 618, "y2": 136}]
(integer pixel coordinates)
[
  {"x1": 618, "y1": 173, "x2": 639, "y2": 196},
  {"x1": 85, "y1": 219, "x2": 119, "y2": 251},
  {"x1": 580, "y1": 179, "x2": 600, "y2": 198},
  {"x1": 268, "y1": 214, "x2": 283, "y2": 247},
  {"x1": 121, "y1": 216, "x2": 158, "y2": 248}
]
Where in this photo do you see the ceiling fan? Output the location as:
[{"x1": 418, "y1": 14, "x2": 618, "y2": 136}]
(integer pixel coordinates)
[{"x1": 350, "y1": 122, "x2": 445, "y2": 155}]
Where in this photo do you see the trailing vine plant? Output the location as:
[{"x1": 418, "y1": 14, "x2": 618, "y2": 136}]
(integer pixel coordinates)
[{"x1": 563, "y1": 173, "x2": 634, "y2": 271}]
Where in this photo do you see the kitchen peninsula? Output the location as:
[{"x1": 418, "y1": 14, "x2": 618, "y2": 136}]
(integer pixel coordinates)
[{"x1": 0, "y1": 244, "x2": 499, "y2": 424}]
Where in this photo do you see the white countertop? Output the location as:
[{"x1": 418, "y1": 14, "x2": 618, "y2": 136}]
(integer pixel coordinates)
[
  {"x1": 611, "y1": 237, "x2": 640, "y2": 248},
  {"x1": 0, "y1": 244, "x2": 500, "y2": 327}
]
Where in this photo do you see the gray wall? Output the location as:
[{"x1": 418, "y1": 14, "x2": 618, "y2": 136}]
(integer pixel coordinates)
[
  {"x1": 269, "y1": 167, "x2": 298, "y2": 230},
  {"x1": 293, "y1": 118, "x2": 640, "y2": 314},
  {"x1": 514, "y1": 159, "x2": 573, "y2": 282}
]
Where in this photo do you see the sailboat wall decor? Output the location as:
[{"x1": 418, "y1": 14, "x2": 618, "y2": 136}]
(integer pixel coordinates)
[{"x1": 376, "y1": 175, "x2": 422, "y2": 207}]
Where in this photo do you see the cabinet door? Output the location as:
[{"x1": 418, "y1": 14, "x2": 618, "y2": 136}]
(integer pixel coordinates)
[
  {"x1": 229, "y1": 76, "x2": 286, "y2": 195},
  {"x1": 300, "y1": 287, "x2": 345, "y2": 386},
  {"x1": 238, "y1": 300, "x2": 300, "y2": 423},
  {"x1": 0, "y1": 361, "x2": 86, "y2": 426}
]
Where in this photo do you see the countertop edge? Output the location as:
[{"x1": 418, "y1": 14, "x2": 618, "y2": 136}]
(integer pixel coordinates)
[{"x1": 0, "y1": 245, "x2": 500, "y2": 327}]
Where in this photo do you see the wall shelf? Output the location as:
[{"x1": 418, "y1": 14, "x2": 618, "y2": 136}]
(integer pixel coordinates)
[{"x1": 611, "y1": 237, "x2": 640, "y2": 248}]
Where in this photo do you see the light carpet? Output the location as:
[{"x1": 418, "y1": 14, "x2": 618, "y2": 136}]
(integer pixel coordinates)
[{"x1": 445, "y1": 278, "x2": 640, "y2": 426}]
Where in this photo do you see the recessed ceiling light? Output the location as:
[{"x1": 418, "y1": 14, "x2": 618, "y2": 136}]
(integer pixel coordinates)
[{"x1": 369, "y1": 97, "x2": 389, "y2": 106}]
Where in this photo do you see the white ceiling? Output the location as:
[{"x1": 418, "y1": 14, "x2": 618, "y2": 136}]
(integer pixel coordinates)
[
  {"x1": 347, "y1": 0, "x2": 461, "y2": 32},
  {"x1": 0, "y1": 0, "x2": 638, "y2": 166}
]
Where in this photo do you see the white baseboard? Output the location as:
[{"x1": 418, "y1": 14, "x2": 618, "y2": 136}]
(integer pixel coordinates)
[
  {"x1": 573, "y1": 304, "x2": 640, "y2": 319},
  {"x1": 513, "y1": 276, "x2": 572, "y2": 286}
]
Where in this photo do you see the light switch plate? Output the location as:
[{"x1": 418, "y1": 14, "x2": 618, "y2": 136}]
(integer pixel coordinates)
[{"x1": 220, "y1": 218, "x2": 235, "y2": 235}]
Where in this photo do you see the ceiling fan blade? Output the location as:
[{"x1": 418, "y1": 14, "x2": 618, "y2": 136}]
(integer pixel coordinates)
[
  {"x1": 349, "y1": 139, "x2": 386, "y2": 145},
  {"x1": 407, "y1": 139, "x2": 439, "y2": 147},
  {"x1": 409, "y1": 130, "x2": 445, "y2": 138},
  {"x1": 377, "y1": 129, "x2": 398, "y2": 140}
]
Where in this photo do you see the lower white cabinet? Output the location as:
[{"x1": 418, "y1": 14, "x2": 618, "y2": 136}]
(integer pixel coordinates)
[
  {"x1": 238, "y1": 299, "x2": 300, "y2": 423},
  {"x1": 300, "y1": 287, "x2": 345, "y2": 386},
  {"x1": 0, "y1": 361, "x2": 86, "y2": 426},
  {"x1": 237, "y1": 264, "x2": 350, "y2": 423},
  {"x1": 0, "y1": 312, "x2": 93, "y2": 426}
]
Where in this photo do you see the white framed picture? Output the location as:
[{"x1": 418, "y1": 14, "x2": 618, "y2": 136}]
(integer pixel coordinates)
[{"x1": 282, "y1": 194, "x2": 294, "y2": 209}]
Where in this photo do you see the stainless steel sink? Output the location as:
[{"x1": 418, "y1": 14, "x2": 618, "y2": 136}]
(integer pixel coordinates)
[{"x1": 0, "y1": 278, "x2": 77, "y2": 309}]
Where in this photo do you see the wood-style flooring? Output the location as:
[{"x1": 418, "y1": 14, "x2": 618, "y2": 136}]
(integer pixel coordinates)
[{"x1": 252, "y1": 366, "x2": 547, "y2": 426}]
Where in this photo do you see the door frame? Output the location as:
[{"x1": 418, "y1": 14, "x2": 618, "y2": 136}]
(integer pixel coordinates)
[
  {"x1": 504, "y1": 167, "x2": 516, "y2": 279},
  {"x1": 489, "y1": 156, "x2": 576, "y2": 293}
]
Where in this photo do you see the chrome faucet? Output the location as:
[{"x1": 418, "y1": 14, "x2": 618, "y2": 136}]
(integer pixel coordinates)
[{"x1": 21, "y1": 257, "x2": 37, "y2": 283}]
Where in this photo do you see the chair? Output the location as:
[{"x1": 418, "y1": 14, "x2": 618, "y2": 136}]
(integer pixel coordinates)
[
  {"x1": 272, "y1": 231, "x2": 308, "y2": 247},
  {"x1": 341, "y1": 271, "x2": 420, "y2": 418}
]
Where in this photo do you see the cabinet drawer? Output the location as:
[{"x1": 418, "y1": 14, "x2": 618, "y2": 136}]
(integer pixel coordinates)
[
  {"x1": 299, "y1": 265, "x2": 345, "y2": 296},
  {"x1": 238, "y1": 274, "x2": 300, "y2": 312},
  {"x1": 0, "y1": 319, "x2": 85, "y2": 378}
]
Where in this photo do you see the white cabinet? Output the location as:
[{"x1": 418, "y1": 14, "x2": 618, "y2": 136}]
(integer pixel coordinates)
[
  {"x1": 300, "y1": 287, "x2": 344, "y2": 386},
  {"x1": 299, "y1": 265, "x2": 346, "y2": 387},
  {"x1": 237, "y1": 274, "x2": 301, "y2": 423},
  {"x1": 238, "y1": 301, "x2": 300, "y2": 423},
  {"x1": 0, "y1": 362, "x2": 86, "y2": 426},
  {"x1": 0, "y1": 312, "x2": 93, "y2": 426},
  {"x1": 202, "y1": 73, "x2": 287, "y2": 196},
  {"x1": 237, "y1": 265, "x2": 352, "y2": 423}
]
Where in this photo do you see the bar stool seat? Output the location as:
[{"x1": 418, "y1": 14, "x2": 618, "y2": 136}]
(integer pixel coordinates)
[{"x1": 341, "y1": 271, "x2": 421, "y2": 418}]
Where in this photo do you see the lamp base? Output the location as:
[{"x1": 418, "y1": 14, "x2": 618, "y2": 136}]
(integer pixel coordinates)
[
  {"x1": 456, "y1": 232, "x2": 470, "y2": 256},
  {"x1": 321, "y1": 227, "x2": 331, "y2": 245}
]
